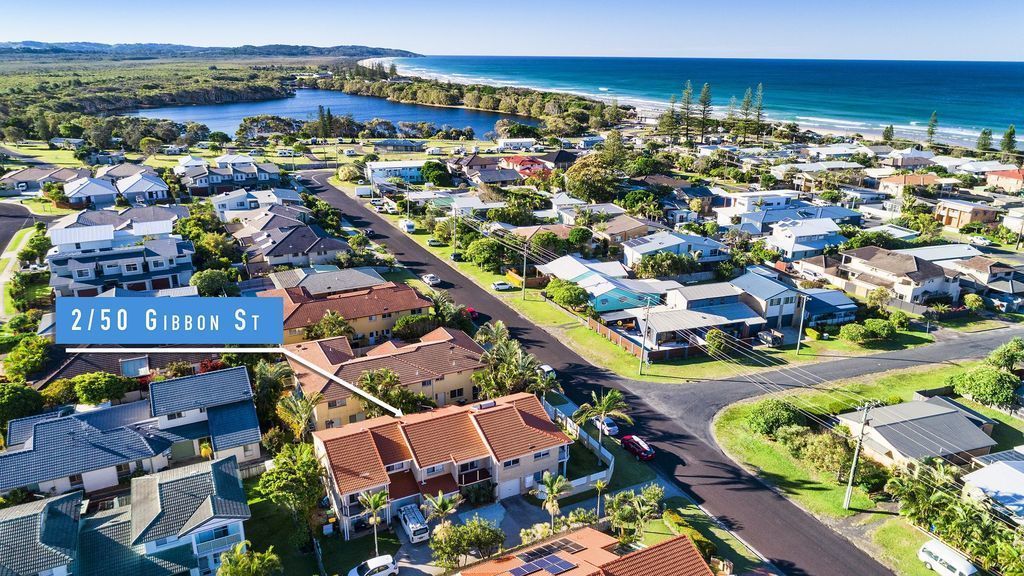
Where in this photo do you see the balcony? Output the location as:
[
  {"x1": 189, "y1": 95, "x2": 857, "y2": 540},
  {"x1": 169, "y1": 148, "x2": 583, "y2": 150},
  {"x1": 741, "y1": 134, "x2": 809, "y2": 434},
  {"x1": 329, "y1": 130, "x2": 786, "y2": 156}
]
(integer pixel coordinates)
[
  {"x1": 458, "y1": 467, "x2": 492, "y2": 486},
  {"x1": 195, "y1": 532, "x2": 243, "y2": 555}
]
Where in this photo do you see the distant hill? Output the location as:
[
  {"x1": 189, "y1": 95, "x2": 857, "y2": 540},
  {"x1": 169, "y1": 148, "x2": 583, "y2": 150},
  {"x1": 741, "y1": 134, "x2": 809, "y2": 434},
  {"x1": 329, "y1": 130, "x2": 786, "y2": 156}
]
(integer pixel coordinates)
[{"x1": 0, "y1": 41, "x2": 420, "y2": 58}]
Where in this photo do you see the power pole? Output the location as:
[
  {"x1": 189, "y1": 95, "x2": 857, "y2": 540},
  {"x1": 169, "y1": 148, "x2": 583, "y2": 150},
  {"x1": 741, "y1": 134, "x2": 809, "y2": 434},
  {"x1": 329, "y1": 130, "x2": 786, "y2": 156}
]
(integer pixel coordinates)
[
  {"x1": 452, "y1": 208, "x2": 459, "y2": 259},
  {"x1": 795, "y1": 294, "x2": 807, "y2": 356},
  {"x1": 522, "y1": 240, "x2": 528, "y2": 300},
  {"x1": 638, "y1": 300, "x2": 652, "y2": 376},
  {"x1": 843, "y1": 401, "x2": 877, "y2": 510}
]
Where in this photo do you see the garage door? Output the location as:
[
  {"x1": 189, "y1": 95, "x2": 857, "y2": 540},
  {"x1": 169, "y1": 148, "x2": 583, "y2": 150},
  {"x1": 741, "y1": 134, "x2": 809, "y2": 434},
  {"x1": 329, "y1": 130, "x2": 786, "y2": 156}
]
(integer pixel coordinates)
[
  {"x1": 151, "y1": 277, "x2": 171, "y2": 289},
  {"x1": 497, "y1": 479, "x2": 519, "y2": 500},
  {"x1": 126, "y1": 282, "x2": 148, "y2": 291}
]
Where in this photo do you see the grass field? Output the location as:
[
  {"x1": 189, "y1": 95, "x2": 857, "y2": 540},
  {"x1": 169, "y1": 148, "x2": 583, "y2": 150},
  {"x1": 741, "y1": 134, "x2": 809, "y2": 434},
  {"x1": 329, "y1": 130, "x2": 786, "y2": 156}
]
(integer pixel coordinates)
[
  {"x1": 935, "y1": 315, "x2": 1007, "y2": 333},
  {"x1": 2, "y1": 142, "x2": 83, "y2": 167},
  {"x1": 870, "y1": 520, "x2": 933, "y2": 576},
  {"x1": 20, "y1": 198, "x2": 78, "y2": 216}
]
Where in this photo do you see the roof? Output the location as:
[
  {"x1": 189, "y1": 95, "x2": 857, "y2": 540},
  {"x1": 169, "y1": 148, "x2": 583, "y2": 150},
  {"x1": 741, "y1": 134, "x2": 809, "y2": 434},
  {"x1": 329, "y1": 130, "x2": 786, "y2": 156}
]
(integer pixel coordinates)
[
  {"x1": 0, "y1": 492, "x2": 82, "y2": 576},
  {"x1": 268, "y1": 266, "x2": 386, "y2": 294},
  {"x1": 863, "y1": 224, "x2": 920, "y2": 240},
  {"x1": 36, "y1": 345, "x2": 215, "y2": 388},
  {"x1": 206, "y1": 401, "x2": 262, "y2": 452},
  {"x1": 988, "y1": 168, "x2": 1024, "y2": 181},
  {"x1": 845, "y1": 246, "x2": 950, "y2": 281},
  {"x1": 49, "y1": 224, "x2": 115, "y2": 245},
  {"x1": 314, "y1": 393, "x2": 570, "y2": 493},
  {"x1": 963, "y1": 460, "x2": 1024, "y2": 518},
  {"x1": 600, "y1": 534, "x2": 714, "y2": 576},
  {"x1": 62, "y1": 177, "x2": 118, "y2": 199},
  {"x1": 596, "y1": 214, "x2": 646, "y2": 236},
  {"x1": 149, "y1": 366, "x2": 253, "y2": 416},
  {"x1": 260, "y1": 282, "x2": 432, "y2": 330},
  {"x1": 838, "y1": 399, "x2": 997, "y2": 460},
  {"x1": 510, "y1": 224, "x2": 574, "y2": 241},
  {"x1": 536, "y1": 255, "x2": 629, "y2": 282},
  {"x1": 730, "y1": 271, "x2": 794, "y2": 300},
  {"x1": 74, "y1": 507, "x2": 196, "y2": 576},
  {"x1": 246, "y1": 225, "x2": 350, "y2": 259},
  {"x1": 671, "y1": 282, "x2": 742, "y2": 302},
  {"x1": 622, "y1": 231, "x2": 726, "y2": 256},
  {"x1": 937, "y1": 198, "x2": 1000, "y2": 211},
  {"x1": 895, "y1": 243, "x2": 982, "y2": 263},
  {"x1": 130, "y1": 456, "x2": 249, "y2": 545},
  {"x1": 115, "y1": 172, "x2": 169, "y2": 195},
  {"x1": 633, "y1": 302, "x2": 766, "y2": 334},
  {"x1": 375, "y1": 139, "x2": 424, "y2": 148}
]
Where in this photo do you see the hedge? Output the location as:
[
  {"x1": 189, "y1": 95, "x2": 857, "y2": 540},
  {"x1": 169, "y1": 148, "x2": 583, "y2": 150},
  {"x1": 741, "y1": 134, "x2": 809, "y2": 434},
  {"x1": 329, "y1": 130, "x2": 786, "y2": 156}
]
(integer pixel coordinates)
[{"x1": 663, "y1": 509, "x2": 717, "y2": 559}]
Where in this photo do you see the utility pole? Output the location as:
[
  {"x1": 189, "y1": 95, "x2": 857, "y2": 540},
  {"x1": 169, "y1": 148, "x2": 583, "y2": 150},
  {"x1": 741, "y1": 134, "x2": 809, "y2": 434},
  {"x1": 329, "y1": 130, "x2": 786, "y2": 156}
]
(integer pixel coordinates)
[
  {"x1": 795, "y1": 294, "x2": 807, "y2": 356},
  {"x1": 844, "y1": 401, "x2": 877, "y2": 510},
  {"x1": 522, "y1": 240, "x2": 528, "y2": 300},
  {"x1": 638, "y1": 300, "x2": 652, "y2": 376},
  {"x1": 452, "y1": 207, "x2": 459, "y2": 260}
]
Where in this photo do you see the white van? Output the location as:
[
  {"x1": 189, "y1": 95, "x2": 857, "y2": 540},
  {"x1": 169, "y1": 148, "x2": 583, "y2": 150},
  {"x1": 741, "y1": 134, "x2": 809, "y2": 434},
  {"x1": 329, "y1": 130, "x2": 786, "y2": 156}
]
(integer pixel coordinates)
[
  {"x1": 918, "y1": 539, "x2": 977, "y2": 576},
  {"x1": 398, "y1": 504, "x2": 430, "y2": 544},
  {"x1": 398, "y1": 219, "x2": 416, "y2": 233}
]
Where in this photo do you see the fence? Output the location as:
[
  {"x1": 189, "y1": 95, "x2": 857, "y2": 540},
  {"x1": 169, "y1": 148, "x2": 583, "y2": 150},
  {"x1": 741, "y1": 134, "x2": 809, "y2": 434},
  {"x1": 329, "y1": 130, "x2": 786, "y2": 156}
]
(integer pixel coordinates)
[
  {"x1": 239, "y1": 459, "x2": 273, "y2": 480},
  {"x1": 540, "y1": 399, "x2": 615, "y2": 498},
  {"x1": 886, "y1": 297, "x2": 931, "y2": 315}
]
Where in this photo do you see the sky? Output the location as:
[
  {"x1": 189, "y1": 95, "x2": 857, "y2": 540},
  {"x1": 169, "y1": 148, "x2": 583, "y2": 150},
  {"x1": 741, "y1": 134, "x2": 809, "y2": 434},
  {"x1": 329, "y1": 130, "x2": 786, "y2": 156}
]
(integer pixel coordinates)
[{"x1": 3, "y1": 0, "x2": 1024, "y2": 61}]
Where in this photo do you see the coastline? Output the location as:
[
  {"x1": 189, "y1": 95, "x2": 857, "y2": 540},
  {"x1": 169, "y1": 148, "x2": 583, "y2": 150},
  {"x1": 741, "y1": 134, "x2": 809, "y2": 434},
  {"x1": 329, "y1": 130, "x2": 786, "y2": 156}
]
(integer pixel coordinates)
[{"x1": 362, "y1": 56, "x2": 888, "y2": 141}]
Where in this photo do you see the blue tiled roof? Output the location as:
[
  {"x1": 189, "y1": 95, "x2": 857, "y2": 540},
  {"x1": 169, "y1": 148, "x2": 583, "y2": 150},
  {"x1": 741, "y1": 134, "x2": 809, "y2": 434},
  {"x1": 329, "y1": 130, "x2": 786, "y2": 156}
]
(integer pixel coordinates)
[
  {"x1": 730, "y1": 272, "x2": 793, "y2": 301},
  {"x1": 0, "y1": 491, "x2": 82, "y2": 576},
  {"x1": 149, "y1": 366, "x2": 252, "y2": 416},
  {"x1": 207, "y1": 402, "x2": 261, "y2": 452}
]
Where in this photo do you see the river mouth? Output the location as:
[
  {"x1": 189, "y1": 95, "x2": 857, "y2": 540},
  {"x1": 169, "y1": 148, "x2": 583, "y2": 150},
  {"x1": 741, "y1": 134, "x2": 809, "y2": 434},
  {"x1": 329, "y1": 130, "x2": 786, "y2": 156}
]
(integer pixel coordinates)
[{"x1": 122, "y1": 88, "x2": 534, "y2": 137}]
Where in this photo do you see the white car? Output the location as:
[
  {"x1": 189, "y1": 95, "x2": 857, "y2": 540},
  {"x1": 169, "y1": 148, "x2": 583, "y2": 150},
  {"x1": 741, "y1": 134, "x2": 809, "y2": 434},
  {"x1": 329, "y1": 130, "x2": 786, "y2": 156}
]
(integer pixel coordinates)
[
  {"x1": 592, "y1": 416, "x2": 619, "y2": 437},
  {"x1": 538, "y1": 364, "x2": 556, "y2": 379},
  {"x1": 491, "y1": 281, "x2": 513, "y2": 291},
  {"x1": 398, "y1": 504, "x2": 430, "y2": 544},
  {"x1": 968, "y1": 236, "x2": 992, "y2": 246},
  {"x1": 918, "y1": 539, "x2": 977, "y2": 576},
  {"x1": 421, "y1": 273, "x2": 441, "y2": 287},
  {"x1": 348, "y1": 555, "x2": 398, "y2": 576}
]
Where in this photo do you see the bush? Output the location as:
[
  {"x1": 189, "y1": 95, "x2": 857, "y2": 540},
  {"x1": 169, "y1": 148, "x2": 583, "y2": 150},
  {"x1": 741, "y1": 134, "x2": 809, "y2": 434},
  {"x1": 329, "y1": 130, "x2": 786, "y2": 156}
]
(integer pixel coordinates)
[
  {"x1": 337, "y1": 165, "x2": 361, "y2": 181},
  {"x1": 839, "y1": 323, "x2": 868, "y2": 343},
  {"x1": 73, "y1": 372, "x2": 132, "y2": 405},
  {"x1": 392, "y1": 313, "x2": 439, "y2": 340},
  {"x1": 950, "y1": 366, "x2": 1019, "y2": 406},
  {"x1": 888, "y1": 309, "x2": 909, "y2": 331},
  {"x1": 546, "y1": 278, "x2": 589, "y2": 310},
  {"x1": 0, "y1": 333, "x2": 28, "y2": 354},
  {"x1": 774, "y1": 424, "x2": 812, "y2": 457},
  {"x1": 963, "y1": 293, "x2": 985, "y2": 313},
  {"x1": 663, "y1": 510, "x2": 716, "y2": 559},
  {"x1": 804, "y1": 327, "x2": 821, "y2": 341},
  {"x1": 7, "y1": 309, "x2": 44, "y2": 334},
  {"x1": 746, "y1": 398, "x2": 805, "y2": 438},
  {"x1": 41, "y1": 378, "x2": 78, "y2": 406},
  {"x1": 863, "y1": 318, "x2": 896, "y2": 340},
  {"x1": 857, "y1": 459, "x2": 891, "y2": 494},
  {"x1": 2, "y1": 335, "x2": 49, "y2": 382},
  {"x1": 0, "y1": 382, "x2": 44, "y2": 431}
]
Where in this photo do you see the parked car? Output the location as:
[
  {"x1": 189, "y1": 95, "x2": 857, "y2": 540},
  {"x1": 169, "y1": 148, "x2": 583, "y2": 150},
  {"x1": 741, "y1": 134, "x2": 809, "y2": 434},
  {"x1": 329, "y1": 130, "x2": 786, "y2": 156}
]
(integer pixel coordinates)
[
  {"x1": 466, "y1": 307, "x2": 479, "y2": 320},
  {"x1": 918, "y1": 539, "x2": 977, "y2": 576},
  {"x1": 427, "y1": 238, "x2": 444, "y2": 247},
  {"x1": 968, "y1": 236, "x2": 992, "y2": 246},
  {"x1": 621, "y1": 435, "x2": 656, "y2": 461},
  {"x1": 491, "y1": 281, "x2": 513, "y2": 291},
  {"x1": 592, "y1": 416, "x2": 619, "y2": 437},
  {"x1": 398, "y1": 504, "x2": 430, "y2": 544},
  {"x1": 538, "y1": 364, "x2": 556, "y2": 379},
  {"x1": 344, "y1": 149, "x2": 358, "y2": 157},
  {"x1": 369, "y1": 198, "x2": 385, "y2": 206},
  {"x1": 450, "y1": 252, "x2": 464, "y2": 262},
  {"x1": 348, "y1": 555, "x2": 398, "y2": 576},
  {"x1": 421, "y1": 273, "x2": 441, "y2": 287},
  {"x1": 399, "y1": 219, "x2": 416, "y2": 233}
]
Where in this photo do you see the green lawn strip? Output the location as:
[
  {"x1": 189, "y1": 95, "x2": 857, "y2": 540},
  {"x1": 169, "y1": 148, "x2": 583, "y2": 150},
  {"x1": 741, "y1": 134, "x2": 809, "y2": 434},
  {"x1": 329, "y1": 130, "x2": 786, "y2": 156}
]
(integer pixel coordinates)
[
  {"x1": 871, "y1": 519, "x2": 933, "y2": 576},
  {"x1": 565, "y1": 440, "x2": 605, "y2": 481},
  {"x1": 544, "y1": 391, "x2": 569, "y2": 406},
  {"x1": 320, "y1": 531, "x2": 401, "y2": 576},
  {"x1": 20, "y1": 197, "x2": 77, "y2": 216},
  {"x1": 641, "y1": 518, "x2": 675, "y2": 546},
  {"x1": 4, "y1": 143, "x2": 83, "y2": 167},
  {"x1": 3, "y1": 273, "x2": 49, "y2": 316},
  {"x1": 935, "y1": 315, "x2": 1006, "y2": 333},
  {"x1": 4, "y1": 226, "x2": 35, "y2": 255},
  {"x1": 662, "y1": 497, "x2": 763, "y2": 573},
  {"x1": 2, "y1": 283, "x2": 15, "y2": 316}
]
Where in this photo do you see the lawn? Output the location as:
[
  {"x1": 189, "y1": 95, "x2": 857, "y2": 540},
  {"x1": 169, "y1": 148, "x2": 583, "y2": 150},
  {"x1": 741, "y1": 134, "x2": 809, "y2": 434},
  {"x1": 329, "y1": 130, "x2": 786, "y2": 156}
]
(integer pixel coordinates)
[
  {"x1": 244, "y1": 478, "x2": 399, "y2": 576},
  {"x1": 4, "y1": 226, "x2": 35, "y2": 255},
  {"x1": 643, "y1": 497, "x2": 764, "y2": 574},
  {"x1": 871, "y1": 519, "x2": 932, "y2": 576},
  {"x1": 935, "y1": 315, "x2": 1007, "y2": 333},
  {"x1": 3, "y1": 273, "x2": 50, "y2": 316},
  {"x1": 3, "y1": 142, "x2": 83, "y2": 167},
  {"x1": 20, "y1": 197, "x2": 78, "y2": 216},
  {"x1": 565, "y1": 440, "x2": 606, "y2": 481}
]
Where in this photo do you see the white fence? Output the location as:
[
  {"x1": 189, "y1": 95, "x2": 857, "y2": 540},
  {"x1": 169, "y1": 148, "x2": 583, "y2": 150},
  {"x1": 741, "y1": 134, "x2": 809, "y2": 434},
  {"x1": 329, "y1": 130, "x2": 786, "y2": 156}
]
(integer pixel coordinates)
[{"x1": 539, "y1": 399, "x2": 615, "y2": 498}]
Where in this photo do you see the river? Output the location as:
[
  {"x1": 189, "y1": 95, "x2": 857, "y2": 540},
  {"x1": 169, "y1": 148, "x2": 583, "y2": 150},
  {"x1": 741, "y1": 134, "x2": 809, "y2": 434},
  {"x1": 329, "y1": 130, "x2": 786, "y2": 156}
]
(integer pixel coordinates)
[{"x1": 124, "y1": 88, "x2": 529, "y2": 138}]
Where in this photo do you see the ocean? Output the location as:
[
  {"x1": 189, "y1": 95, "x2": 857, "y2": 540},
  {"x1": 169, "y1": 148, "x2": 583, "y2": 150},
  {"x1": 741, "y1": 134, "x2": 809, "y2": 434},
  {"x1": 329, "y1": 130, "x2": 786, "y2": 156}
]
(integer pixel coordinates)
[
  {"x1": 389, "y1": 56, "x2": 1024, "y2": 147},
  {"x1": 124, "y1": 89, "x2": 530, "y2": 138}
]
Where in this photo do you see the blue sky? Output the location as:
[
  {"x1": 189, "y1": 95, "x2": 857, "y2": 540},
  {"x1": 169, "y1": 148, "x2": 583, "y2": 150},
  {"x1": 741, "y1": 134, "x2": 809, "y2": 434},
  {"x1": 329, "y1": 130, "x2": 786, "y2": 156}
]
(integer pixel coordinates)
[{"x1": 4, "y1": 0, "x2": 1023, "y2": 61}]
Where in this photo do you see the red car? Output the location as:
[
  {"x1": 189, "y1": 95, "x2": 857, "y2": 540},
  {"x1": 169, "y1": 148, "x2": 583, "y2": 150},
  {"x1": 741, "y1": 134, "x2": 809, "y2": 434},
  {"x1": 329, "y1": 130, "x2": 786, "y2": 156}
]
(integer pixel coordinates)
[
  {"x1": 622, "y1": 435, "x2": 655, "y2": 461},
  {"x1": 465, "y1": 307, "x2": 479, "y2": 320}
]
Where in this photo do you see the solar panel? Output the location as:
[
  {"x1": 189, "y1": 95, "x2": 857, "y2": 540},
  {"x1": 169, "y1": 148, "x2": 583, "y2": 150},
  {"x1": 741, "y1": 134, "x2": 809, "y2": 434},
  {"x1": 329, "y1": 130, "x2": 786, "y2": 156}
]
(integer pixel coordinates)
[
  {"x1": 515, "y1": 539, "x2": 584, "y2": 563},
  {"x1": 539, "y1": 554, "x2": 577, "y2": 575},
  {"x1": 509, "y1": 562, "x2": 541, "y2": 576}
]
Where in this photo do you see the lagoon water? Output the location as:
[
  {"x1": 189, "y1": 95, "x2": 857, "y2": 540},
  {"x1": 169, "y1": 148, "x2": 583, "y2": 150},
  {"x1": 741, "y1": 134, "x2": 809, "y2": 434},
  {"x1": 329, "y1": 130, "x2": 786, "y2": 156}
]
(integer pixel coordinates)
[
  {"x1": 393, "y1": 56, "x2": 1024, "y2": 146},
  {"x1": 125, "y1": 89, "x2": 527, "y2": 137}
]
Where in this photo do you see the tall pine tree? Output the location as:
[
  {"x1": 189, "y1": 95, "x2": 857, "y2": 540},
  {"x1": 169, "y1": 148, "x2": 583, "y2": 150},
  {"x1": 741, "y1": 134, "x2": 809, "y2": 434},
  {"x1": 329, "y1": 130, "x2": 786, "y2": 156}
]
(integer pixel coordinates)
[
  {"x1": 753, "y1": 83, "x2": 765, "y2": 143},
  {"x1": 697, "y1": 83, "x2": 713, "y2": 145},
  {"x1": 680, "y1": 81, "x2": 695, "y2": 145},
  {"x1": 926, "y1": 111, "x2": 938, "y2": 146},
  {"x1": 882, "y1": 125, "x2": 895, "y2": 143},
  {"x1": 739, "y1": 88, "x2": 754, "y2": 143},
  {"x1": 1000, "y1": 125, "x2": 1017, "y2": 160},
  {"x1": 977, "y1": 128, "x2": 993, "y2": 152}
]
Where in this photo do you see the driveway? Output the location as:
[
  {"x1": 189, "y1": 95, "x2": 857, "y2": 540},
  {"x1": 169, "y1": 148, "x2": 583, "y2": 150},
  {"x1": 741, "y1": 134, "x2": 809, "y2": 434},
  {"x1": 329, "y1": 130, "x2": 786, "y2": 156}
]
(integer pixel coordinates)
[{"x1": 300, "y1": 170, "x2": 1015, "y2": 576}]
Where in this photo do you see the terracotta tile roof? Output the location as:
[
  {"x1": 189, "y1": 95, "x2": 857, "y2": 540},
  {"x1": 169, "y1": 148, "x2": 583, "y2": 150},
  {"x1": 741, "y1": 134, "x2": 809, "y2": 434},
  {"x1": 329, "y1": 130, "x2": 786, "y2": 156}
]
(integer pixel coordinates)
[
  {"x1": 284, "y1": 337, "x2": 355, "y2": 368},
  {"x1": 369, "y1": 422, "x2": 413, "y2": 465},
  {"x1": 401, "y1": 410, "x2": 491, "y2": 466},
  {"x1": 601, "y1": 535, "x2": 713, "y2": 576},
  {"x1": 290, "y1": 328, "x2": 484, "y2": 404},
  {"x1": 461, "y1": 527, "x2": 618, "y2": 576},
  {"x1": 880, "y1": 173, "x2": 939, "y2": 187},
  {"x1": 471, "y1": 395, "x2": 571, "y2": 462},
  {"x1": 419, "y1": 473, "x2": 459, "y2": 497},
  {"x1": 989, "y1": 168, "x2": 1024, "y2": 181},
  {"x1": 511, "y1": 224, "x2": 574, "y2": 241},
  {"x1": 387, "y1": 470, "x2": 419, "y2": 500},
  {"x1": 318, "y1": 429, "x2": 389, "y2": 495},
  {"x1": 259, "y1": 282, "x2": 431, "y2": 330}
]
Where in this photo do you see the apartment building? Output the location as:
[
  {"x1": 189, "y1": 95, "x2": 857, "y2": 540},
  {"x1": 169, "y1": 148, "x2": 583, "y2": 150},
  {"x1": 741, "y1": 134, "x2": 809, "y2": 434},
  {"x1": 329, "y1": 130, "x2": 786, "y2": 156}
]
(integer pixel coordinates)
[
  {"x1": 312, "y1": 393, "x2": 571, "y2": 539},
  {"x1": 797, "y1": 246, "x2": 961, "y2": 303}
]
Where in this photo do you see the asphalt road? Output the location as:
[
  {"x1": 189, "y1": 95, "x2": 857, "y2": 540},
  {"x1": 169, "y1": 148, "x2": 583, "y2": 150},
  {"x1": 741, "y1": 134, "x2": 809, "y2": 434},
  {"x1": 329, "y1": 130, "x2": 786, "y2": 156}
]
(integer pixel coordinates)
[
  {"x1": 302, "y1": 170, "x2": 911, "y2": 576},
  {"x1": 0, "y1": 202, "x2": 41, "y2": 258}
]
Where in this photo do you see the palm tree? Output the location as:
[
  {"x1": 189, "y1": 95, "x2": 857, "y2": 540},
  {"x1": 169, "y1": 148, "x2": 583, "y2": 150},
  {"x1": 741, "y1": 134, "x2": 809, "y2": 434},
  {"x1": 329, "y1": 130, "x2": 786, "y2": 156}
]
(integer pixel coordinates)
[
  {"x1": 358, "y1": 490, "x2": 390, "y2": 556},
  {"x1": 573, "y1": 388, "x2": 634, "y2": 451},
  {"x1": 357, "y1": 368, "x2": 404, "y2": 418},
  {"x1": 421, "y1": 491, "x2": 463, "y2": 527},
  {"x1": 531, "y1": 472, "x2": 571, "y2": 529},
  {"x1": 593, "y1": 479, "x2": 608, "y2": 519},
  {"x1": 218, "y1": 540, "x2": 283, "y2": 576},
  {"x1": 431, "y1": 289, "x2": 467, "y2": 327},
  {"x1": 275, "y1": 392, "x2": 323, "y2": 442},
  {"x1": 304, "y1": 310, "x2": 354, "y2": 340},
  {"x1": 252, "y1": 360, "x2": 293, "y2": 424},
  {"x1": 474, "y1": 321, "x2": 509, "y2": 347},
  {"x1": 527, "y1": 373, "x2": 563, "y2": 398}
]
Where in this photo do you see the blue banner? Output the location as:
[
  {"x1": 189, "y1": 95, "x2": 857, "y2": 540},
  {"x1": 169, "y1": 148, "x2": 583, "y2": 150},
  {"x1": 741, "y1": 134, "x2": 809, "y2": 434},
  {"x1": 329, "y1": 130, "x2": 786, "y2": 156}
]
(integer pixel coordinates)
[{"x1": 55, "y1": 297, "x2": 284, "y2": 345}]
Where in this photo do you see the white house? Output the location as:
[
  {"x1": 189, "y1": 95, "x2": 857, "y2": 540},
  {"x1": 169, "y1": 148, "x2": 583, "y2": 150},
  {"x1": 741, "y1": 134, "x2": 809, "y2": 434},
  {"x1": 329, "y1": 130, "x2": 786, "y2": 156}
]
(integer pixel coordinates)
[
  {"x1": 172, "y1": 154, "x2": 208, "y2": 176},
  {"x1": 764, "y1": 218, "x2": 847, "y2": 261},
  {"x1": 63, "y1": 177, "x2": 119, "y2": 207},
  {"x1": 496, "y1": 138, "x2": 537, "y2": 151},
  {"x1": 114, "y1": 172, "x2": 170, "y2": 204},
  {"x1": 621, "y1": 231, "x2": 729, "y2": 269},
  {"x1": 957, "y1": 160, "x2": 1019, "y2": 176},
  {"x1": 364, "y1": 160, "x2": 427, "y2": 185}
]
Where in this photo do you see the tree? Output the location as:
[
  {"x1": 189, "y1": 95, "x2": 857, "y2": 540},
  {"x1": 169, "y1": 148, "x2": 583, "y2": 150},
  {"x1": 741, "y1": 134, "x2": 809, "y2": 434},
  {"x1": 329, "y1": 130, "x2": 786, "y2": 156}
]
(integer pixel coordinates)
[
  {"x1": 421, "y1": 490, "x2": 463, "y2": 527},
  {"x1": 460, "y1": 515, "x2": 505, "y2": 559},
  {"x1": 963, "y1": 293, "x2": 985, "y2": 314},
  {"x1": 357, "y1": 368, "x2": 434, "y2": 418},
  {"x1": 704, "y1": 328, "x2": 728, "y2": 357},
  {"x1": 217, "y1": 541, "x2": 283, "y2": 576},
  {"x1": 252, "y1": 360, "x2": 292, "y2": 426},
  {"x1": 465, "y1": 237, "x2": 506, "y2": 273},
  {"x1": 0, "y1": 382, "x2": 44, "y2": 432},
  {"x1": 430, "y1": 521, "x2": 469, "y2": 570},
  {"x1": 977, "y1": 128, "x2": 993, "y2": 152},
  {"x1": 1000, "y1": 125, "x2": 1017, "y2": 160},
  {"x1": 256, "y1": 443, "x2": 324, "y2": 548},
  {"x1": 926, "y1": 111, "x2": 938, "y2": 146},
  {"x1": 564, "y1": 154, "x2": 619, "y2": 203},
  {"x1": 594, "y1": 479, "x2": 609, "y2": 519},
  {"x1": 746, "y1": 398, "x2": 804, "y2": 437},
  {"x1": 753, "y1": 83, "x2": 765, "y2": 142},
  {"x1": 839, "y1": 322, "x2": 869, "y2": 343},
  {"x1": 863, "y1": 318, "x2": 896, "y2": 340},
  {"x1": 658, "y1": 95, "x2": 678, "y2": 135},
  {"x1": 697, "y1": 83, "x2": 713, "y2": 144},
  {"x1": 950, "y1": 366, "x2": 1018, "y2": 406},
  {"x1": 3, "y1": 335, "x2": 49, "y2": 382},
  {"x1": 73, "y1": 372, "x2": 132, "y2": 404},
  {"x1": 882, "y1": 125, "x2": 895, "y2": 143},
  {"x1": 304, "y1": 310, "x2": 354, "y2": 340},
  {"x1": 986, "y1": 337, "x2": 1024, "y2": 372},
  {"x1": 601, "y1": 130, "x2": 627, "y2": 168},
  {"x1": 2, "y1": 126, "x2": 26, "y2": 143},
  {"x1": 139, "y1": 136, "x2": 162, "y2": 155},
  {"x1": 802, "y1": 432, "x2": 852, "y2": 481},
  {"x1": 866, "y1": 287, "x2": 894, "y2": 311},
  {"x1": 573, "y1": 388, "x2": 633, "y2": 449},
  {"x1": 889, "y1": 309, "x2": 910, "y2": 331},
  {"x1": 545, "y1": 278, "x2": 589, "y2": 310},
  {"x1": 421, "y1": 161, "x2": 453, "y2": 187},
  {"x1": 392, "y1": 313, "x2": 439, "y2": 341},
  {"x1": 275, "y1": 392, "x2": 322, "y2": 442},
  {"x1": 474, "y1": 321, "x2": 509, "y2": 347},
  {"x1": 189, "y1": 269, "x2": 239, "y2": 296},
  {"x1": 530, "y1": 472, "x2": 571, "y2": 529},
  {"x1": 568, "y1": 226, "x2": 593, "y2": 247},
  {"x1": 680, "y1": 81, "x2": 695, "y2": 144},
  {"x1": 358, "y1": 490, "x2": 390, "y2": 556},
  {"x1": 41, "y1": 378, "x2": 78, "y2": 407}
]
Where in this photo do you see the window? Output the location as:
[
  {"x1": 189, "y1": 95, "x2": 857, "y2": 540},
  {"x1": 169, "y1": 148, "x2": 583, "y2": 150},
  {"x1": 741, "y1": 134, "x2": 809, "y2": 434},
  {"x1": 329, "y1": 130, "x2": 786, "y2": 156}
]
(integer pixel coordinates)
[
  {"x1": 124, "y1": 263, "x2": 139, "y2": 273},
  {"x1": 422, "y1": 380, "x2": 433, "y2": 387},
  {"x1": 450, "y1": 388, "x2": 464, "y2": 399},
  {"x1": 76, "y1": 269, "x2": 90, "y2": 278},
  {"x1": 768, "y1": 298, "x2": 781, "y2": 306},
  {"x1": 152, "y1": 260, "x2": 164, "y2": 268},
  {"x1": 212, "y1": 526, "x2": 230, "y2": 540},
  {"x1": 425, "y1": 464, "x2": 444, "y2": 476},
  {"x1": 154, "y1": 536, "x2": 173, "y2": 547},
  {"x1": 386, "y1": 462, "x2": 405, "y2": 473},
  {"x1": 503, "y1": 459, "x2": 520, "y2": 469},
  {"x1": 783, "y1": 296, "x2": 796, "y2": 304},
  {"x1": 382, "y1": 312, "x2": 392, "y2": 319},
  {"x1": 327, "y1": 399, "x2": 346, "y2": 409},
  {"x1": 167, "y1": 411, "x2": 185, "y2": 420},
  {"x1": 243, "y1": 444, "x2": 256, "y2": 456},
  {"x1": 116, "y1": 463, "x2": 132, "y2": 475},
  {"x1": 368, "y1": 315, "x2": 376, "y2": 321},
  {"x1": 69, "y1": 474, "x2": 83, "y2": 486},
  {"x1": 534, "y1": 450, "x2": 550, "y2": 461}
]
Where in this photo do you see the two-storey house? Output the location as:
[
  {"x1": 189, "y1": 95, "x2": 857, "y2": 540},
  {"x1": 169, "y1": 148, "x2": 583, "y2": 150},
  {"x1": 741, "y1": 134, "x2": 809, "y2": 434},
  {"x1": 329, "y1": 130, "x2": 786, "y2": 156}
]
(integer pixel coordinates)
[
  {"x1": 286, "y1": 327, "x2": 485, "y2": 428},
  {"x1": 243, "y1": 225, "x2": 351, "y2": 276},
  {"x1": 312, "y1": 393, "x2": 571, "y2": 539},
  {"x1": 797, "y1": 246, "x2": 961, "y2": 303},
  {"x1": 114, "y1": 172, "x2": 170, "y2": 204},
  {"x1": 621, "y1": 230, "x2": 729, "y2": 269},
  {"x1": 729, "y1": 268, "x2": 799, "y2": 328},
  {"x1": 211, "y1": 187, "x2": 303, "y2": 219},
  {"x1": 764, "y1": 218, "x2": 848, "y2": 262},
  {"x1": 179, "y1": 155, "x2": 281, "y2": 196}
]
